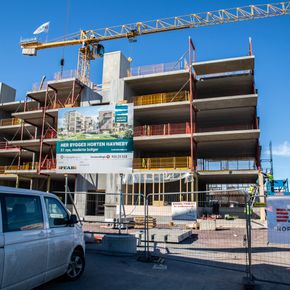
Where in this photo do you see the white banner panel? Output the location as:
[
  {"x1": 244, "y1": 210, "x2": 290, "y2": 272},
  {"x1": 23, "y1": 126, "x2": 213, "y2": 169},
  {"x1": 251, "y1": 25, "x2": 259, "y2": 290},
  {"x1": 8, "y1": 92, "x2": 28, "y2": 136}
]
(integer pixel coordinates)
[
  {"x1": 172, "y1": 202, "x2": 197, "y2": 220},
  {"x1": 267, "y1": 196, "x2": 290, "y2": 244},
  {"x1": 56, "y1": 104, "x2": 133, "y2": 174}
]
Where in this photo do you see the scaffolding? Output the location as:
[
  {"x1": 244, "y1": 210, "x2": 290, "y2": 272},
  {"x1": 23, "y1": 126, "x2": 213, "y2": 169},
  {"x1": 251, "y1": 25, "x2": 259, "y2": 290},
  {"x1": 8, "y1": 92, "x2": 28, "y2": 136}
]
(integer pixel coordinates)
[{"x1": 0, "y1": 74, "x2": 84, "y2": 192}]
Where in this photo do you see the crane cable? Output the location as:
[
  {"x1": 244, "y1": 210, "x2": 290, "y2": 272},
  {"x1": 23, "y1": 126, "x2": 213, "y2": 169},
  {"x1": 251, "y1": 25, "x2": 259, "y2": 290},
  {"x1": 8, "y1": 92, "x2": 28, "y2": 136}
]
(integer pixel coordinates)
[{"x1": 60, "y1": 0, "x2": 71, "y2": 77}]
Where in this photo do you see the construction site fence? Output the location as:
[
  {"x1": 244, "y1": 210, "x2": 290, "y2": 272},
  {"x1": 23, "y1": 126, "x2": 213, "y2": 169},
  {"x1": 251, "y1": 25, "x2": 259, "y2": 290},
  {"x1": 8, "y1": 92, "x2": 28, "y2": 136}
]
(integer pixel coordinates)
[{"x1": 62, "y1": 190, "x2": 290, "y2": 286}]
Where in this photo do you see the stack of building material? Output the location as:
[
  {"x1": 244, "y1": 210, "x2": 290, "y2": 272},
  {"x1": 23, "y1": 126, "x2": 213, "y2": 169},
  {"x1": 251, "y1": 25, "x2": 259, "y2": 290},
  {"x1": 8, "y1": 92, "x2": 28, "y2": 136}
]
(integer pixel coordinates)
[{"x1": 134, "y1": 216, "x2": 157, "y2": 229}]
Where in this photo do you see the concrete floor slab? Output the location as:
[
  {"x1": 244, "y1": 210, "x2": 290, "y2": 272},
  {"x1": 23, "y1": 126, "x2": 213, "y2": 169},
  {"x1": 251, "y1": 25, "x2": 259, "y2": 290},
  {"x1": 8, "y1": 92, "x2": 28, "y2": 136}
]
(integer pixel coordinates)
[
  {"x1": 135, "y1": 228, "x2": 192, "y2": 243},
  {"x1": 194, "y1": 129, "x2": 260, "y2": 142},
  {"x1": 194, "y1": 94, "x2": 257, "y2": 111},
  {"x1": 193, "y1": 56, "x2": 254, "y2": 75}
]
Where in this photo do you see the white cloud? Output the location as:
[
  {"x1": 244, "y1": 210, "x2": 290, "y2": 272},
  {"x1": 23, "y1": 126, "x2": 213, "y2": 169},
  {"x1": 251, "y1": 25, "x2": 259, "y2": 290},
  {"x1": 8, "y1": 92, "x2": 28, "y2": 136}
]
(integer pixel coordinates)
[{"x1": 272, "y1": 141, "x2": 290, "y2": 157}]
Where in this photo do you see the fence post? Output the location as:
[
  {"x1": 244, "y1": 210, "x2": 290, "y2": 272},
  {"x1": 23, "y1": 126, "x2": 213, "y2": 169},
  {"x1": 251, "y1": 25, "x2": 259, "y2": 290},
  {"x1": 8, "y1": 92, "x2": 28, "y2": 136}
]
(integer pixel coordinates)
[
  {"x1": 64, "y1": 174, "x2": 68, "y2": 207},
  {"x1": 144, "y1": 195, "x2": 149, "y2": 259},
  {"x1": 244, "y1": 192, "x2": 255, "y2": 287},
  {"x1": 119, "y1": 173, "x2": 123, "y2": 235}
]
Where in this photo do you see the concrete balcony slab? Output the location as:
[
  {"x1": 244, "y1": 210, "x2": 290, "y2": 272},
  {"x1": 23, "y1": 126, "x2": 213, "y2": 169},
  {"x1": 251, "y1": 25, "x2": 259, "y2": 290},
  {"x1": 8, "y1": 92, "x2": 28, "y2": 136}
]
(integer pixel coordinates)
[
  {"x1": 134, "y1": 134, "x2": 190, "y2": 151},
  {"x1": 197, "y1": 170, "x2": 258, "y2": 184},
  {"x1": 134, "y1": 101, "x2": 190, "y2": 123},
  {"x1": 194, "y1": 129, "x2": 260, "y2": 142},
  {"x1": 193, "y1": 55, "x2": 254, "y2": 75},
  {"x1": 193, "y1": 94, "x2": 258, "y2": 111}
]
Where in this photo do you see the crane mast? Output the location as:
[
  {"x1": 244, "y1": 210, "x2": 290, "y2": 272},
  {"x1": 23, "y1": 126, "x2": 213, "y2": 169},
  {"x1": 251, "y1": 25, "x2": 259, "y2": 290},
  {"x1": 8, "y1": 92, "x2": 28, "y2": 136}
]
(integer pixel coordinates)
[{"x1": 20, "y1": 2, "x2": 290, "y2": 84}]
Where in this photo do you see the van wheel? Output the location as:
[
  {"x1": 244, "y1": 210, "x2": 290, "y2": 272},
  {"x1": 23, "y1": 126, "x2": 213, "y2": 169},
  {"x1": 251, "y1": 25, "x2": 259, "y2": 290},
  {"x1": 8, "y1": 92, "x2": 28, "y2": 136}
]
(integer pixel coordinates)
[{"x1": 65, "y1": 249, "x2": 85, "y2": 280}]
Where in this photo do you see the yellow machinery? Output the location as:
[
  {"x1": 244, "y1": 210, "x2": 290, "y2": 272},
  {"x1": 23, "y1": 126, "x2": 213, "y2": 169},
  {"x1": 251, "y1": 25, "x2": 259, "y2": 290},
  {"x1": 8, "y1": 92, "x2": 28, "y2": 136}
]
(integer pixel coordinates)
[{"x1": 20, "y1": 2, "x2": 290, "y2": 84}]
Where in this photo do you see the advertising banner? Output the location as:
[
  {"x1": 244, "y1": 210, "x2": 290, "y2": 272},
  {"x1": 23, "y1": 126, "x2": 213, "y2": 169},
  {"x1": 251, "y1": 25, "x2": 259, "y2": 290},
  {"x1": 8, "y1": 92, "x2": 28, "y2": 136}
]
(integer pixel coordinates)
[
  {"x1": 56, "y1": 104, "x2": 133, "y2": 174},
  {"x1": 267, "y1": 196, "x2": 290, "y2": 244},
  {"x1": 172, "y1": 202, "x2": 197, "y2": 220}
]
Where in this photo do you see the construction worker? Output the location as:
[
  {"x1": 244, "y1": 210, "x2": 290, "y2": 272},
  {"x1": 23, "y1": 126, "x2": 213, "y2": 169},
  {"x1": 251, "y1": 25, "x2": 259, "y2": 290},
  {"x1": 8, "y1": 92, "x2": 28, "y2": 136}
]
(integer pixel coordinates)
[
  {"x1": 248, "y1": 185, "x2": 256, "y2": 199},
  {"x1": 244, "y1": 185, "x2": 255, "y2": 217},
  {"x1": 244, "y1": 203, "x2": 253, "y2": 216}
]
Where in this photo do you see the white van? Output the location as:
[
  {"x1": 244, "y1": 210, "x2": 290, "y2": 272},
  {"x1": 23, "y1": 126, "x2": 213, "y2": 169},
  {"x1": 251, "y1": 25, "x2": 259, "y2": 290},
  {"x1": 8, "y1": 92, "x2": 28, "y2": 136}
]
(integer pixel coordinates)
[{"x1": 0, "y1": 186, "x2": 85, "y2": 290}]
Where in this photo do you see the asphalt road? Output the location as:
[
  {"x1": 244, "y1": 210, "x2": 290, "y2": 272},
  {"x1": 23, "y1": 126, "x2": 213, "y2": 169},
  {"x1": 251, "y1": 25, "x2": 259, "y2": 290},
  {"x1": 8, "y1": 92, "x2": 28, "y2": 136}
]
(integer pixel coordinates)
[{"x1": 35, "y1": 251, "x2": 289, "y2": 290}]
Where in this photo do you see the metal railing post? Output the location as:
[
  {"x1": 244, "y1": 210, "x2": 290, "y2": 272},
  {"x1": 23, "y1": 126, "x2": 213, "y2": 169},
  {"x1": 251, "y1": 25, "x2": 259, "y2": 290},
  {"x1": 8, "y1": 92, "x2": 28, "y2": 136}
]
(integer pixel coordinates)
[
  {"x1": 64, "y1": 174, "x2": 68, "y2": 207},
  {"x1": 244, "y1": 191, "x2": 254, "y2": 287},
  {"x1": 144, "y1": 195, "x2": 149, "y2": 258},
  {"x1": 119, "y1": 173, "x2": 123, "y2": 235}
]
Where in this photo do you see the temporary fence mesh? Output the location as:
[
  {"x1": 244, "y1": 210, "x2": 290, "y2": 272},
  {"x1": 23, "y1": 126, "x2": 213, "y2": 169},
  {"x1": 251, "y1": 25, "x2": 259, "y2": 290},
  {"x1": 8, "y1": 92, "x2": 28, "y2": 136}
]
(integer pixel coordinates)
[{"x1": 57, "y1": 190, "x2": 290, "y2": 285}]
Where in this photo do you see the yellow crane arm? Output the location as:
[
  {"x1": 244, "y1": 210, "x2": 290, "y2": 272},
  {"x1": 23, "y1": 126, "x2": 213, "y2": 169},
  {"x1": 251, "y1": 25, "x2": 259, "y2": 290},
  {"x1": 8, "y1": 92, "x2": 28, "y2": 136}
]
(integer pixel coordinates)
[{"x1": 20, "y1": 1, "x2": 290, "y2": 54}]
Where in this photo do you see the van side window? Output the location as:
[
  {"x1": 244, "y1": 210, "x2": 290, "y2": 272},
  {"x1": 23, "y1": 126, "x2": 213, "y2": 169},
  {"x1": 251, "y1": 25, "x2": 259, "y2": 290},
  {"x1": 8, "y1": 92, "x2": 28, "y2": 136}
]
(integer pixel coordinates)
[
  {"x1": 2, "y1": 195, "x2": 44, "y2": 232},
  {"x1": 45, "y1": 197, "x2": 69, "y2": 228}
]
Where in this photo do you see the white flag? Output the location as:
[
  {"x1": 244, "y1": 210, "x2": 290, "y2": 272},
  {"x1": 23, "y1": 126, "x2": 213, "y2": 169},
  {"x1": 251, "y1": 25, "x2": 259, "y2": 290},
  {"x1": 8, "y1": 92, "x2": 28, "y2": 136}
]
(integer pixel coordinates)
[{"x1": 33, "y1": 22, "x2": 50, "y2": 35}]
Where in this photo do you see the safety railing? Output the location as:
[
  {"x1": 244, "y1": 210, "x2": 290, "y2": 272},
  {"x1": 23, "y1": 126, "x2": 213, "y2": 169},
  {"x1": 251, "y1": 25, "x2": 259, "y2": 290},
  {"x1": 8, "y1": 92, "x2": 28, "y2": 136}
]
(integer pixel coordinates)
[
  {"x1": 24, "y1": 101, "x2": 79, "y2": 112},
  {"x1": 40, "y1": 159, "x2": 56, "y2": 170},
  {"x1": 54, "y1": 70, "x2": 78, "y2": 81},
  {"x1": 134, "y1": 156, "x2": 192, "y2": 170},
  {"x1": 32, "y1": 81, "x2": 48, "y2": 92},
  {"x1": 0, "y1": 118, "x2": 22, "y2": 126},
  {"x1": 43, "y1": 129, "x2": 57, "y2": 139},
  {"x1": 197, "y1": 124, "x2": 256, "y2": 133},
  {"x1": 32, "y1": 70, "x2": 79, "y2": 92},
  {"x1": 4, "y1": 162, "x2": 39, "y2": 171},
  {"x1": 129, "y1": 61, "x2": 186, "y2": 77},
  {"x1": 198, "y1": 159, "x2": 257, "y2": 171},
  {"x1": 0, "y1": 142, "x2": 19, "y2": 150},
  {"x1": 134, "y1": 122, "x2": 190, "y2": 137},
  {"x1": 134, "y1": 91, "x2": 189, "y2": 106}
]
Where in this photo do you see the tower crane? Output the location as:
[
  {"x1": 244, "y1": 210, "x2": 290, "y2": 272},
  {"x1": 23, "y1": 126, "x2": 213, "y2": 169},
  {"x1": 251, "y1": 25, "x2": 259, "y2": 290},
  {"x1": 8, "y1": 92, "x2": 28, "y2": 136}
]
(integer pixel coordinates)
[{"x1": 20, "y1": 2, "x2": 290, "y2": 84}]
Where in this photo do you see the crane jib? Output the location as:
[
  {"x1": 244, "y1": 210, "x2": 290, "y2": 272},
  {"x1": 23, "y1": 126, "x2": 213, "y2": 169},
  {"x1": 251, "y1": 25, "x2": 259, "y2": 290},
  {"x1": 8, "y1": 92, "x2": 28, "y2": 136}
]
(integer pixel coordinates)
[{"x1": 19, "y1": 1, "x2": 290, "y2": 82}]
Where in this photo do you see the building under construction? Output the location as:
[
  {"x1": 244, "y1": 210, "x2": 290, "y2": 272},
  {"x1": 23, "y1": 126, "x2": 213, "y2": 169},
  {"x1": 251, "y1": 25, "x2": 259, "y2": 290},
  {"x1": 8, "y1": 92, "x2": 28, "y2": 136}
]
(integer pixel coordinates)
[{"x1": 0, "y1": 44, "x2": 264, "y2": 219}]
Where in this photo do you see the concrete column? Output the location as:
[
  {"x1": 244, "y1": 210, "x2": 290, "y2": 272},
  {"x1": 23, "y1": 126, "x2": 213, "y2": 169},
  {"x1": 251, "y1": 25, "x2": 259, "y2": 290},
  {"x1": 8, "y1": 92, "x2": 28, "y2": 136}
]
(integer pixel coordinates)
[
  {"x1": 104, "y1": 173, "x2": 120, "y2": 221},
  {"x1": 46, "y1": 176, "x2": 51, "y2": 192},
  {"x1": 101, "y1": 51, "x2": 130, "y2": 103},
  {"x1": 193, "y1": 172, "x2": 199, "y2": 202},
  {"x1": 16, "y1": 175, "x2": 19, "y2": 188},
  {"x1": 74, "y1": 173, "x2": 105, "y2": 218},
  {"x1": 258, "y1": 171, "x2": 266, "y2": 221}
]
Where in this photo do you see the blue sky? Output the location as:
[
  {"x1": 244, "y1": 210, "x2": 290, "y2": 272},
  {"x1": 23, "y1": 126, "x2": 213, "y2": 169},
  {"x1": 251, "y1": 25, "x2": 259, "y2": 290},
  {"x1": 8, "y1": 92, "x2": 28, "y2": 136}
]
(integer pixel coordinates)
[{"x1": 0, "y1": 0, "x2": 289, "y2": 179}]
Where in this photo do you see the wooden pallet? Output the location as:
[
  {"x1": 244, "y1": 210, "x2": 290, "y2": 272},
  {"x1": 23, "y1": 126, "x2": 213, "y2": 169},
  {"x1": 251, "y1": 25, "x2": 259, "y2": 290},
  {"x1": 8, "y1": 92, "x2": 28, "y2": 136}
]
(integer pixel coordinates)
[{"x1": 134, "y1": 216, "x2": 156, "y2": 229}]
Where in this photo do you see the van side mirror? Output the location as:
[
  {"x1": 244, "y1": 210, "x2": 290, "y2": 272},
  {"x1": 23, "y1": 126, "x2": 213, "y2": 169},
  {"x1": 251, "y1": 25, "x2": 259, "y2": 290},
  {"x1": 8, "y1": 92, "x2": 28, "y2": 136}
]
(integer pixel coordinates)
[
  {"x1": 69, "y1": 214, "x2": 78, "y2": 225},
  {"x1": 53, "y1": 218, "x2": 67, "y2": 226}
]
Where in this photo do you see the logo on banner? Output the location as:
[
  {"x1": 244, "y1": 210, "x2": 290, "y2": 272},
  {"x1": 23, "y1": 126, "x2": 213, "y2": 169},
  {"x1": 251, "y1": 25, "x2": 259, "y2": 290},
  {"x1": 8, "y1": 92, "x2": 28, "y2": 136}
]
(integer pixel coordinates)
[
  {"x1": 276, "y1": 208, "x2": 290, "y2": 223},
  {"x1": 267, "y1": 197, "x2": 290, "y2": 244}
]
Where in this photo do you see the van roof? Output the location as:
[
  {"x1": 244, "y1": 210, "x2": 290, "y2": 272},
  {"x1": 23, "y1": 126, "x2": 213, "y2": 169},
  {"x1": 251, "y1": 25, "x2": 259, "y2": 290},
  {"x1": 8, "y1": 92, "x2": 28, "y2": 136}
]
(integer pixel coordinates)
[{"x1": 0, "y1": 186, "x2": 55, "y2": 197}]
